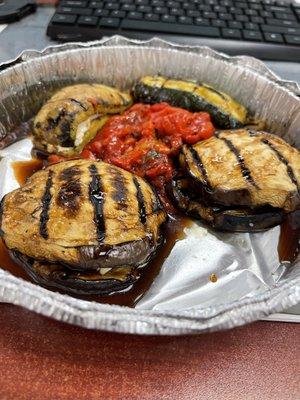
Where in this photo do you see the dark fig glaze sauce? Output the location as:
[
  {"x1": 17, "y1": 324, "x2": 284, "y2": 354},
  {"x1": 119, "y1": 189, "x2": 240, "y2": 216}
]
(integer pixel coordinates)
[
  {"x1": 278, "y1": 211, "x2": 300, "y2": 263},
  {"x1": 0, "y1": 160, "x2": 299, "y2": 307}
]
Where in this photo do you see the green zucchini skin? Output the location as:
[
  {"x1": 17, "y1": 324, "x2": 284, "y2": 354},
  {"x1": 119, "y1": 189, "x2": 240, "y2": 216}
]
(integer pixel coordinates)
[{"x1": 133, "y1": 78, "x2": 246, "y2": 129}]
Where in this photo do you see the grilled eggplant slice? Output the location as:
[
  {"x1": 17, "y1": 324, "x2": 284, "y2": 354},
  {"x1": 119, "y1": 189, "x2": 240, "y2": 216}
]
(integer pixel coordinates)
[
  {"x1": 0, "y1": 159, "x2": 167, "y2": 294},
  {"x1": 168, "y1": 176, "x2": 285, "y2": 232},
  {"x1": 33, "y1": 84, "x2": 132, "y2": 156},
  {"x1": 133, "y1": 76, "x2": 247, "y2": 129},
  {"x1": 180, "y1": 129, "x2": 300, "y2": 213},
  {"x1": 10, "y1": 250, "x2": 138, "y2": 295}
]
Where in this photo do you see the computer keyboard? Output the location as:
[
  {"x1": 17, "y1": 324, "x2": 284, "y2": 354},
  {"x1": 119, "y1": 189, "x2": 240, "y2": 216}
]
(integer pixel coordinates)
[{"x1": 47, "y1": 0, "x2": 300, "y2": 61}]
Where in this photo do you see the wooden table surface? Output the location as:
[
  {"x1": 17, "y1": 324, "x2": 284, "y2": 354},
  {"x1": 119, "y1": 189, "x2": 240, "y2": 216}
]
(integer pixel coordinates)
[{"x1": 0, "y1": 304, "x2": 299, "y2": 400}]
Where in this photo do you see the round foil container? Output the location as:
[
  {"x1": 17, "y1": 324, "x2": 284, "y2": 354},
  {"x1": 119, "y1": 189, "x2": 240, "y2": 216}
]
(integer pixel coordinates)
[{"x1": 0, "y1": 36, "x2": 299, "y2": 335}]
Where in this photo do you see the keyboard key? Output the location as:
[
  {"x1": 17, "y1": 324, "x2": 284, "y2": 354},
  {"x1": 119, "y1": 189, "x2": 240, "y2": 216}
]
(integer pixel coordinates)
[
  {"x1": 261, "y1": 24, "x2": 300, "y2": 35},
  {"x1": 151, "y1": 0, "x2": 164, "y2": 5},
  {"x1": 178, "y1": 16, "x2": 193, "y2": 24},
  {"x1": 51, "y1": 13, "x2": 77, "y2": 24},
  {"x1": 275, "y1": 12, "x2": 296, "y2": 20},
  {"x1": 121, "y1": 19, "x2": 221, "y2": 37},
  {"x1": 89, "y1": 1, "x2": 103, "y2": 7},
  {"x1": 264, "y1": 32, "x2": 284, "y2": 43},
  {"x1": 198, "y1": 5, "x2": 212, "y2": 12},
  {"x1": 250, "y1": 16, "x2": 264, "y2": 23},
  {"x1": 161, "y1": 15, "x2": 177, "y2": 22},
  {"x1": 213, "y1": 6, "x2": 227, "y2": 13},
  {"x1": 245, "y1": 9, "x2": 258, "y2": 16},
  {"x1": 104, "y1": 2, "x2": 119, "y2": 10},
  {"x1": 128, "y1": 11, "x2": 143, "y2": 19},
  {"x1": 266, "y1": 18, "x2": 299, "y2": 28},
  {"x1": 57, "y1": 7, "x2": 92, "y2": 15},
  {"x1": 194, "y1": 17, "x2": 210, "y2": 26},
  {"x1": 78, "y1": 16, "x2": 99, "y2": 25},
  {"x1": 170, "y1": 8, "x2": 184, "y2": 16},
  {"x1": 235, "y1": 2, "x2": 248, "y2": 9},
  {"x1": 144, "y1": 13, "x2": 159, "y2": 21},
  {"x1": 137, "y1": 5, "x2": 152, "y2": 12},
  {"x1": 122, "y1": 4, "x2": 136, "y2": 11},
  {"x1": 94, "y1": 9, "x2": 109, "y2": 16},
  {"x1": 99, "y1": 17, "x2": 120, "y2": 27},
  {"x1": 222, "y1": 28, "x2": 242, "y2": 39},
  {"x1": 220, "y1": 0, "x2": 233, "y2": 6},
  {"x1": 228, "y1": 21, "x2": 242, "y2": 29},
  {"x1": 183, "y1": 2, "x2": 196, "y2": 10},
  {"x1": 243, "y1": 29, "x2": 263, "y2": 41},
  {"x1": 110, "y1": 10, "x2": 126, "y2": 18},
  {"x1": 203, "y1": 12, "x2": 217, "y2": 19},
  {"x1": 167, "y1": 1, "x2": 180, "y2": 6},
  {"x1": 153, "y1": 7, "x2": 168, "y2": 14},
  {"x1": 236, "y1": 15, "x2": 249, "y2": 22},
  {"x1": 244, "y1": 22, "x2": 259, "y2": 30},
  {"x1": 265, "y1": 6, "x2": 290, "y2": 12},
  {"x1": 187, "y1": 10, "x2": 201, "y2": 17},
  {"x1": 249, "y1": 4, "x2": 263, "y2": 11},
  {"x1": 284, "y1": 35, "x2": 300, "y2": 45},
  {"x1": 259, "y1": 11, "x2": 273, "y2": 18},
  {"x1": 212, "y1": 20, "x2": 227, "y2": 28},
  {"x1": 229, "y1": 7, "x2": 244, "y2": 15},
  {"x1": 60, "y1": 0, "x2": 87, "y2": 6},
  {"x1": 219, "y1": 13, "x2": 233, "y2": 20},
  {"x1": 136, "y1": 0, "x2": 149, "y2": 4}
]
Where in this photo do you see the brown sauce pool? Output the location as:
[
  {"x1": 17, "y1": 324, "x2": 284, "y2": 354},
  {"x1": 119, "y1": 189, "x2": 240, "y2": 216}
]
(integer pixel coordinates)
[
  {"x1": 0, "y1": 160, "x2": 299, "y2": 308},
  {"x1": 278, "y1": 211, "x2": 300, "y2": 264},
  {"x1": 12, "y1": 159, "x2": 44, "y2": 185}
]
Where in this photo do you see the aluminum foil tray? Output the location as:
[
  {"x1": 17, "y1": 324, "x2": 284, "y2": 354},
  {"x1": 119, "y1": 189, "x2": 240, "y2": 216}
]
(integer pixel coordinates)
[{"x1": 0, "y1": 36, "x2": 299, "y2": 335}]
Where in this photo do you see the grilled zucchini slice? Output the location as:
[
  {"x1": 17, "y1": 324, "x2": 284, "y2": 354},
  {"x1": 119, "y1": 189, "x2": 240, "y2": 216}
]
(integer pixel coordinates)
[
  {"x1": 133, "y1": 76, "x2": 247, "y2": 129},
  {"x1": 33, "y1": 84, "x2": 133, "y2": 156}
]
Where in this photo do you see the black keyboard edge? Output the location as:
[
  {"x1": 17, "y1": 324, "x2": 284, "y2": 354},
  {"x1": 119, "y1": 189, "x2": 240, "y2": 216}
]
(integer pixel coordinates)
[{"x1": 47, "y1": 24, "x2": 300, "y2": 62}]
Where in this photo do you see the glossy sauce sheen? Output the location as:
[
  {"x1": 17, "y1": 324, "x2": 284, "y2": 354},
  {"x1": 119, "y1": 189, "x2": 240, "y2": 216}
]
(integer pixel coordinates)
[
  {"x1": 278, "y1": 211, "x2": 300, "y2": 263},
  {"x1": 0, "y1": 160, "x2": 298, "y2": 307}
]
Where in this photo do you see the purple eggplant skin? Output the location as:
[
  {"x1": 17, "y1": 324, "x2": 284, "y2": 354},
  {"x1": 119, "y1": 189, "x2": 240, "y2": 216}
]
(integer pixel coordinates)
[
  {"x1": 77, "y1": 237, "x2": 157, "y2": 271},
  {"x1": 10, "y1": 250, "x2": 139, "y2": 296},
  {"x1": 167, "y1": 176, "x2": 285, "y2": 232}
]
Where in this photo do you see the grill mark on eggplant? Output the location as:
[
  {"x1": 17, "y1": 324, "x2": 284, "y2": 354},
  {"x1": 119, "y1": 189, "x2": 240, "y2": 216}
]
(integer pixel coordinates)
[
  {"x1": 88, "y1": 164, "x2": 105, "y2": 243},
  {"x1": 46, "y1": 109, "x2": 66, "y2": 131},
  {"x1": 133, "y1": 177, "x2": 147, "y2": 225},
  {"x1": 261, "y1": 138, "x2": 299, "y2": 190},
  {"x1": 69, "y1": 98, "x2": 88, "y2": 111},
  {"x1": 188, "y1": 146, "x2": 213, "y2": 192},
  {"x1": 39, "y1": 170, "x2": 54, "y2": 239},
  {"x1": 56, "y1": 179, "x2": 82, "y2": 215},
  {"x1": 215, "y1": 133, "x2": 259, "y2": 189},
  {"x1": 59, "y1": 166, "x2": 80, "y2": 181},
  {"x1": 108, "y1": 166, "x2": 129, "y2": 208}
]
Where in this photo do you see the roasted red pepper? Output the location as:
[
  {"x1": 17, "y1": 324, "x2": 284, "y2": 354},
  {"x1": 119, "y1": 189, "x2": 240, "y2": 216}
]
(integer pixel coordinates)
[{"x1": 81, "y1": 103, "x2": 215, "y2": 210}]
